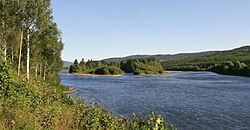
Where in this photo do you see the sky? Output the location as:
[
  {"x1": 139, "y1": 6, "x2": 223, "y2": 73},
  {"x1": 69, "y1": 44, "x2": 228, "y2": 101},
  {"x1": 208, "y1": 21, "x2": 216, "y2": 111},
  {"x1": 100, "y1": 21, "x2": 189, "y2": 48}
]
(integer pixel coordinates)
[{"x1": 51, "y1": 0, "x2": 250, "y2": 61}]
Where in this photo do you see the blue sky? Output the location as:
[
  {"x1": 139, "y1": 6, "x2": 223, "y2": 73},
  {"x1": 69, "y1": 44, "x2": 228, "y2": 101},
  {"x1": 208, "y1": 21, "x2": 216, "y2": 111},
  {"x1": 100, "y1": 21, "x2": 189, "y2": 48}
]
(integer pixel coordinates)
[{"x1": 51, "y1": 0, "x2": 250, "y2": 61}]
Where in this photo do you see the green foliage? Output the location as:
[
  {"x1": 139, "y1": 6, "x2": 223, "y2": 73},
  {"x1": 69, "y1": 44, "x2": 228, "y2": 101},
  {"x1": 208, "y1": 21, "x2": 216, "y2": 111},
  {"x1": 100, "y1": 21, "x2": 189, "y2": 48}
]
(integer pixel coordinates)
[
  {"x1": 162, "y1": 46, "x2": 250, "y2": 76},
  {"x1": 210, "y1": 61, "x2": 250, "y2": 77},
  {"x1": 95, "y1": 66, "x2": 123, "y2": 75},
  {"x1": 69, "y1": 64, "x2": 79, "y2": 73},
  {"x1": 69, "y1": 58, "x2": 124, "y2": 75},
  {"x1": 70, "y1": 58, "x2": 164, "y2": 75},
  {"x1": 0, "y1": 0, "x2": 63, "y2": 82},
  {"x1": 121, "y1": 58, "x2": 164, "y2": 75},
  {"x1": 0, "y1": 59, "x2": 15, "y2": 99},
  {"x1": 103, "y1": 51, "x2": 217, "y2": 63}
]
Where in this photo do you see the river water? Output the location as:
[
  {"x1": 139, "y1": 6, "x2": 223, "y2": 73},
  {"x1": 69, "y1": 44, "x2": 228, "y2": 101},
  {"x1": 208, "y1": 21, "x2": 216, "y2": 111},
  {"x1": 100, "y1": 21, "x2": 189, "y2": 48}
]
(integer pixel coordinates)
[{"x1": 60, "y1": 71, "x2": 250, "y2": 130}]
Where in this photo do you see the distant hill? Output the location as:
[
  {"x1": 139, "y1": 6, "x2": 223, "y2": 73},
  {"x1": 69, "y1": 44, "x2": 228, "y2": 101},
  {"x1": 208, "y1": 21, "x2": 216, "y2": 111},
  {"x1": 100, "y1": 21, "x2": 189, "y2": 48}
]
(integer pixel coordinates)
[
  {"x1": 161, "y1": 45, "x2": 250, "y2": 69},
  {"x1": 103, "y1": 46, "x2": 250, "y2": 64},
  {"x1": 102, "y1": 51, "x2": 217, "y2": 62},
  {"x1": 63, "y1": 61, "x2": 72, "y2": 67}
]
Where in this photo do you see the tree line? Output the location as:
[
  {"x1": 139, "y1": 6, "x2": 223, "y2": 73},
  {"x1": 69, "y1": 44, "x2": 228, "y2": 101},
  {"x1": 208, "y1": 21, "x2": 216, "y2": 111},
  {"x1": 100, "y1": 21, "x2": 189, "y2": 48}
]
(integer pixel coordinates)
[
  {"x1": 162, "y1": 59, "x2": 250, "y2": 77},
  {"x1": 69, "y1": 58, "x2": 123, "y2": 75},
  {"x1": 210, "y1": 61, "x2": 250, "y2": 77},
  {"x1": 120, "y1": 58, "x2": 164, "y2": 75},
  {"x1": 69, "y1": 58, "x2": 165, "y2": 75},
  {"x1": 0, "y1": 0, "x2": 63, "y2": 84},
  {"x1": 161, "y1": 46, "x2": 250, "y2": 76}
]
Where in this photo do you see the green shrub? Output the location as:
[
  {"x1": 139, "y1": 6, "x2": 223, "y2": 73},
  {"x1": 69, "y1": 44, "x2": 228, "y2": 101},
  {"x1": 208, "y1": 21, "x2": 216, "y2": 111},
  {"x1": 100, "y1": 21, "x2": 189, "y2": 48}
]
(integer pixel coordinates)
[
  {"x1": 121, "y1": 58, "x2": 164, "y2": 75},
  {"x1": 94, "y1": 67, "x2": 110, "y2": 75},
  {"x1": 94, "y1": 66, "x2": 123, "y2": 75},
  {"x1": 210, "y1": 61, "x2": 250, "y2": 76}
]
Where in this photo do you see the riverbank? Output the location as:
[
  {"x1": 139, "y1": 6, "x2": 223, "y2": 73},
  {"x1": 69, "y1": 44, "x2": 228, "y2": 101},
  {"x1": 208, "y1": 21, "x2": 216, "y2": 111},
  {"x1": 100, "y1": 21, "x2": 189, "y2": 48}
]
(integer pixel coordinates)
[
  {"x1": 62, "y1": 70, "x2": 250, "y2": 130},
  {"x1": 64, "y1": 87, "x2": 77, "y2": 94},
  {"x1": 72, "y1": 71, "x2": 175, "y2": 77},
  {"x1": 137, "y1": 71, "x2": 171, "y2": 76},
  {"x1": 166, "y1": 69, "x2": 250, "y2": 77},
  {"x1": 73, "y1": 73, "x2": 124, "y2": 77}
]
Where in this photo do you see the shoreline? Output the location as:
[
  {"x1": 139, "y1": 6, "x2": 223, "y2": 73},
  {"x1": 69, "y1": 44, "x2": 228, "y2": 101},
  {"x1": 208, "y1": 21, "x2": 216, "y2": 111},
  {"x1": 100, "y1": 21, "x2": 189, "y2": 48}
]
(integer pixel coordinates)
[
  {"x1": 138, "y1": 71, "x2": 174, "y2": 76},
  {"x1": 71, "y1": 71, "x2": 174, "y2": 77},
  {"x1": 73, "y1": 73, "x2": 124, "y2": 77},
  {"x1": 64, "y1": 87, "x2": 76, "y2": 94}
]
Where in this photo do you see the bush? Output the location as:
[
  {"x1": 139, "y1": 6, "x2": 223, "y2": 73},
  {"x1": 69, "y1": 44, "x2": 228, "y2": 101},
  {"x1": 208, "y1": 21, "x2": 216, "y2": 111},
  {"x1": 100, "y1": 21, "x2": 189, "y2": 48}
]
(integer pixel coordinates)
[
  {"x1": 95, "y1": 67, "x2": 110, "y2": 75},
  {"x1": 94, "y1": 66, "x2": 123, "y2": 75},
  {"x1": 121, "y1": 58, "x2": 164, "y2": 75},
  {"x1": 210, "y1": 61, "x2": 250, "y2": 76}
]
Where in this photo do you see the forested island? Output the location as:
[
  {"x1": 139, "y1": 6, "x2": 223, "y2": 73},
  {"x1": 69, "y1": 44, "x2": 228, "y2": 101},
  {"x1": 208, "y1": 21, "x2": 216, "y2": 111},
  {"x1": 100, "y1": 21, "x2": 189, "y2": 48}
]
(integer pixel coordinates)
[
  {"x1": 69, "y1": 59, "x2": 123, "y2": 75},
  {"x1": 0, "y1": 1, "x2": 173, "y2": 129},
  {"x1": 69, "y1": 58, "x2": 164, "y2": 75}
]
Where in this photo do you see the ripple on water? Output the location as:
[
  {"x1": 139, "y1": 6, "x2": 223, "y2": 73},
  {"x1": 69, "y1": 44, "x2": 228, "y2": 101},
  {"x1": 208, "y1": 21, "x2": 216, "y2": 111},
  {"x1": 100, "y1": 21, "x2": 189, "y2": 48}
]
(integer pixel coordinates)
[{"x1": 61, "y1": 71, "x2": 250, "y2": 130}]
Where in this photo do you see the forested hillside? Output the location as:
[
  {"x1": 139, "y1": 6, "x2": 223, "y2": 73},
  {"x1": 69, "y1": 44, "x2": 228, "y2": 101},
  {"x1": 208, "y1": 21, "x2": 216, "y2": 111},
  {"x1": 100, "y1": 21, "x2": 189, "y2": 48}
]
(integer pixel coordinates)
[
  {"x1": 103, "y1": 51, "x2": 217, "y2": 62},
  {"x1": 162, "y1": 46, "x2": 250, "y2": 76},
  {"x1": 103, "y1": 46, "x2": 250, "y2": 66},
  {"x1": 162, "y1": 46, "x2": 250, "y2": 69}
]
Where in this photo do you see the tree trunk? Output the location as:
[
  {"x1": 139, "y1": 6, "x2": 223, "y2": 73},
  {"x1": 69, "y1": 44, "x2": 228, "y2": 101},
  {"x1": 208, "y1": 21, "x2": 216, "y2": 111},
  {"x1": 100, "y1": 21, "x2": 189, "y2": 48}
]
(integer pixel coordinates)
[
  {"x1": 11, "y1": 46, "x2": 14, "y2": 63},
  {"x1": 43, "y1": 65, "x2": 46, "y2": 81},
  {"x1": 2, "y1": 21, "x2": 7, "y2": 61},
  {"x1": 26, "y1": 23, "x2": 30, "y2": 81},
  {"x1": 18, "y1": 30, "x2": 23, "y2": 77},
  {"x1": 3, "y1": 38, "x2": 7, "y2": 61},
  {"x1": 40, "y1": 63, "x2": 42, "y2": 77},
  {"x1": 35, "y1": 64, "x2": 38, "y2": 79}
]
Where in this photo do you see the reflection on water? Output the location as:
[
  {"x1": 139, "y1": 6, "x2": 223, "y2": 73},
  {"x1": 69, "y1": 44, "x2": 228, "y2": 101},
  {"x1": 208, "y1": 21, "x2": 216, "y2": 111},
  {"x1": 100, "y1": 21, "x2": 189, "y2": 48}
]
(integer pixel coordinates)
[{"x1": 60, "y1": 71, "x2": 250, "y2": 130}]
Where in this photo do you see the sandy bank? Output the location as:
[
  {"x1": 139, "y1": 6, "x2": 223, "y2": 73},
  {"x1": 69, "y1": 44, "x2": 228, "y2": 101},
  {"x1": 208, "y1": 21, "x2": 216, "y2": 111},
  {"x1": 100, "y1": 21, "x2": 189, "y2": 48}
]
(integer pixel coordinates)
[{"x1": 64, "y1": 87, "x2": 76, "y2": 94}]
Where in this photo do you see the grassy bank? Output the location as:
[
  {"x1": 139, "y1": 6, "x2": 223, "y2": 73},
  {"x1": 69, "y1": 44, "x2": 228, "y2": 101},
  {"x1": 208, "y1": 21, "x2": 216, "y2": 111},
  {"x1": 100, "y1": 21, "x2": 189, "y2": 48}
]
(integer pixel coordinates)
[{"x1": 0, "y1": 61, "x2": 175, "y2": 130}]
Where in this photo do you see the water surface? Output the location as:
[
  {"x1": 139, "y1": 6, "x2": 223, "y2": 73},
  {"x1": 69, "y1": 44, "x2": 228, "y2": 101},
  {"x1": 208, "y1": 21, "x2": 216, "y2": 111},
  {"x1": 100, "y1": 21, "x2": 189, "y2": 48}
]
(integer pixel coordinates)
[{"x1": 60, "y1": 71, "x2": 250, "y2": 130}]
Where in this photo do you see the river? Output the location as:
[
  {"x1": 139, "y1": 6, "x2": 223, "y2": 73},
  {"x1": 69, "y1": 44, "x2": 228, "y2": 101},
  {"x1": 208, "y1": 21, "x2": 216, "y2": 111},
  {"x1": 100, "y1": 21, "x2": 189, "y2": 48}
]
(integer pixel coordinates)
[{"x1": 60, "y1": 71, "x2": 250, "y2": 130}]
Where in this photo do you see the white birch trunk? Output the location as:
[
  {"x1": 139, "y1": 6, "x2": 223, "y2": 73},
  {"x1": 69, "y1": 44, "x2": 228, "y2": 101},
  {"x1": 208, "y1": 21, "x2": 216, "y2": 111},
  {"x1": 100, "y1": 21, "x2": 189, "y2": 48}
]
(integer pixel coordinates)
[
  {"x1": 3, "y1": 39, "x2": 7, "y2": 61},
  {"x1": 18, "y1": 30, "x2": 23, "y2": 77},
  {"x1": 27, "y1": 27, "x2": 30, "y2": 80}
]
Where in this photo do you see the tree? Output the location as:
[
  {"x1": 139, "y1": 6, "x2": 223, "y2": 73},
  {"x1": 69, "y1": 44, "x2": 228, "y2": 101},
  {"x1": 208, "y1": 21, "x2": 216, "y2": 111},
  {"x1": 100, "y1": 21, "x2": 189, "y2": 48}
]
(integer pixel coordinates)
[
  {"x1": 0, "y1": 1, "x2": 18, "y2": 61},
  {"x1": 20, "y1": 0, "x2": 50, "y2": 80},
  {"x1": 74, "y1": 59, "x2": 78, "y2": 65},
  {"x1": 79, "y1": 58, "x2": 86, "y2": 72},
  {"x1": 0, "y1": 0, "x2": 64, "y2": 82},
  {"x1": 120, "y1": 58, "x2": 164, "y2": 75}
]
